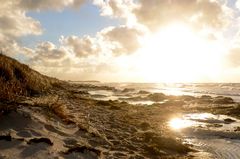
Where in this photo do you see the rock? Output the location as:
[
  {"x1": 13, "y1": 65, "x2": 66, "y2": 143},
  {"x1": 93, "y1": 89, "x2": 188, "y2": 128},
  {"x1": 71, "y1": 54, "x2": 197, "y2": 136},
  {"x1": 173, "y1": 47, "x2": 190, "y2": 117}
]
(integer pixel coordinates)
[
  {"x1": 200, "y1": 95, "x2": 212, "y2": 100},
  {"x1": 147, "y1": 93, "x2": 166, "y2": 102},
  {"x1": 213, "y1": 96, "x2": 234, "y2": 104},
  {"x1": 195, "y1": 95, "x2": 213, "y2": 104},
  {"x1": 138, "y1": 90, "x2": 150, "y2": 94},
  {"x1": 224, "y1": 118, "x2": 236, "y2": 124},
  {"x1": 122, "y1": 88, "x2": 135, "y2": 93},
  {"x1": 234, "y1": 127, "x2": 240, "y2": 132},
  {"x1": 179, "y1": 95, "x2": 195, "y2": 101}
]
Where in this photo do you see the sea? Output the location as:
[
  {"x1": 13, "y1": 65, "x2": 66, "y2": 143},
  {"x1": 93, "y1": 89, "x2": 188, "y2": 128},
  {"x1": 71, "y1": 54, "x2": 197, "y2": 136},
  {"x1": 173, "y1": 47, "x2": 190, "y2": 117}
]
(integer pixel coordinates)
[{"x1": 88, "y1": 83, "x2": 240, "y2": 102}]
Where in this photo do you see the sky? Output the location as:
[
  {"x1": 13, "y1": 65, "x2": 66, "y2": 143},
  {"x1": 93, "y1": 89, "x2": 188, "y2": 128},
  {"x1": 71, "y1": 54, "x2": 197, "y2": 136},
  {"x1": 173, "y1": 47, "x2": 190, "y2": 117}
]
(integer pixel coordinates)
[{"x1": 2, "y1": 0, "x2": 240, "y2": 83}]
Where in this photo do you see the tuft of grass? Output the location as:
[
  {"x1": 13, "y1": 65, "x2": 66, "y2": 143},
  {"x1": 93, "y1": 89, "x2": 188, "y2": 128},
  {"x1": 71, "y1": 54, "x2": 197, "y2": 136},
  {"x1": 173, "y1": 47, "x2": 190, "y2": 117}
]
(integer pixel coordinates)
[
  {"x1": 29, "y1": 95, "x2": 73, "y2": 123},
  {"x1": 48, "y1": 101, "x2": 72, "y2": 123}
]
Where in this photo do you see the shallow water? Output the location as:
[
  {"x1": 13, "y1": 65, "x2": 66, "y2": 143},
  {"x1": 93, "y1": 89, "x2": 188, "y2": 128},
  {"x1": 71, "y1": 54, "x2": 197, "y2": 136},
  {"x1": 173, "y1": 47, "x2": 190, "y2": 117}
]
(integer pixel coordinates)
[
  {"x1": 169, "y1": 113, "x2": 240, "y2": 159},
  {"x1": 88, "y1": 90, "x2": 119, "y2": 101},
  {"x1": 95, "y1": 83, "x2": 240, "y2": 102},
  {"x1": 189, "y1": 138, "x2": 240, "y2": 159}
]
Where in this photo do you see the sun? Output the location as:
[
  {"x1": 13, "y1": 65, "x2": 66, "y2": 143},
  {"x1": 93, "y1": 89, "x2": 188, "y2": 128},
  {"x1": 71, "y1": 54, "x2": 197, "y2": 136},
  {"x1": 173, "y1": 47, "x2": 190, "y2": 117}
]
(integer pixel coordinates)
[{"x1": 136, "y1": 22, "x2": 224, "y2": 83}]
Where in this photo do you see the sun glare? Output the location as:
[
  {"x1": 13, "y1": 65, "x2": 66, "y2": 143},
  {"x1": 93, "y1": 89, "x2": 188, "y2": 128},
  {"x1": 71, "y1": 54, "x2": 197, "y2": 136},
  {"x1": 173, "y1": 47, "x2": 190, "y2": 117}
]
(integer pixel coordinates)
[
  {"x1": 136, "y1": 22, "x2": 224, "y2": 82},
  {"x1": 169, "y1": 118, "x2": 194, "y2": 130}
]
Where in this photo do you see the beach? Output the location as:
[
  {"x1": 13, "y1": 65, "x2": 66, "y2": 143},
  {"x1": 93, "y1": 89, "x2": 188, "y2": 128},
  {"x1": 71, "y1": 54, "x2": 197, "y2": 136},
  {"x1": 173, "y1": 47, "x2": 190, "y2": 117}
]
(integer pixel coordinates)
[{"x1": 1, "y1": 81, "x2": 240, "y2": 158}]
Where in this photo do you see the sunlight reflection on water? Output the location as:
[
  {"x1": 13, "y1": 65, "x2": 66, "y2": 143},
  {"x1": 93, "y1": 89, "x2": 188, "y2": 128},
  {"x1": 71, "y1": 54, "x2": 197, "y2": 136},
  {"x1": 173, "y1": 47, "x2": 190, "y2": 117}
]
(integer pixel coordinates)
[
  {"x1": 168, "y1": 113, "x2": 227, "y2": 131},
  {"x1": 168, "y1": 113, "x2": 240, "y2": 158},
  {"x1": 168, "y1": 113, "x2": 213, "y2": 130},
  {"x1": 169, "y1": 118, "x2": 195, "y2": 130}
]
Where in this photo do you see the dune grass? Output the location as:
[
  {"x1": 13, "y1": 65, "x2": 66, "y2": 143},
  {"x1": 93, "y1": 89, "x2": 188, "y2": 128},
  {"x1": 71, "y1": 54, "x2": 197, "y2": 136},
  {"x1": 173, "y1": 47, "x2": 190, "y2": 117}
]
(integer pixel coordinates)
[{"x1": 0, "y1": 54, "x2": 61, "y2": 101}]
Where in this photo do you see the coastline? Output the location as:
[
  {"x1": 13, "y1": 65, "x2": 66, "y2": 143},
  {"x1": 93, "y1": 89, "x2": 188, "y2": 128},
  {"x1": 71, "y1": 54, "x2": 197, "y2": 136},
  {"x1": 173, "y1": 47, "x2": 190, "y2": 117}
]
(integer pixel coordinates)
[{"x1": 1, "y1": 82, "x2": 239, "y2": 158}]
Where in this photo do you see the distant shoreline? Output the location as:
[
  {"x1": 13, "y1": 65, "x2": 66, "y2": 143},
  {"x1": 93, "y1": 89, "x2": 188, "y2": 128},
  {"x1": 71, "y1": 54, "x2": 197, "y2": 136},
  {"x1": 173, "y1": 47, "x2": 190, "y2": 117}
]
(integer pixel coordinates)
[{"x1": 67, "y1": 80, "x2": 101, "y2": 83}]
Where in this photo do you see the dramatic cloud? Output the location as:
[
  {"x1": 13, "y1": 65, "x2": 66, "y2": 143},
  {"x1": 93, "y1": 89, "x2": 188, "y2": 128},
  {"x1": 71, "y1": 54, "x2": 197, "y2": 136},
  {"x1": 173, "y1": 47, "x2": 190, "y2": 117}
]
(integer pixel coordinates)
[{"x1": 134, "y1": 0, "x2": 230, "y2": 30}]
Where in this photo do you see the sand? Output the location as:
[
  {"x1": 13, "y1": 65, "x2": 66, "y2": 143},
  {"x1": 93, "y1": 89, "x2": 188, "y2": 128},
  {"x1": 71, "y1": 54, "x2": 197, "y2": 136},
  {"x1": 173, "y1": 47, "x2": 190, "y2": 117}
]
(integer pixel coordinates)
[{"x1": 0, "y1": 83, "x2": 239, "y2": 159}]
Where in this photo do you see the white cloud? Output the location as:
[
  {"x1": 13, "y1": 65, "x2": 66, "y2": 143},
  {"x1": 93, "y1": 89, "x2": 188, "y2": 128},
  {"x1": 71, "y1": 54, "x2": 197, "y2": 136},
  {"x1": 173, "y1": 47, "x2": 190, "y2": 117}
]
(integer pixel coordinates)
[
  {"x1": 0, "y1": 1, "x2": 43, "y2": 38},
  {"x1": 27, "y1": 41, "x2": 70, "y2": 70},
  {"x1": 133, "y1": 0, "x2": 231, "y2": 31},
  {"x1": 0, "y1": 0, "x2": 86, "y2": 57},
  {"x1": 0, "y1": 36, "x2": 22, "y2": 56},
  {"x1": 61, "y1": 35, "x2": 100, "y2": 58},
  {"x1": 93, "y1": 0, "x2": 135, "y2": 18},
  {"x1": 35, "y1": 42, "x2": 67, "y2": 59},
  {"x1": 0, "y1": 1, "x2": 39, "y2": 56},
  {"x1": 58, "y1": 25, "x2": 143, "y2": 58},
  {"x1": 100, "y1": 26, "x2": 143, "y2": 56},
  {"x1": 19, "y1": 0, "x2": 85, "y2": 11}
]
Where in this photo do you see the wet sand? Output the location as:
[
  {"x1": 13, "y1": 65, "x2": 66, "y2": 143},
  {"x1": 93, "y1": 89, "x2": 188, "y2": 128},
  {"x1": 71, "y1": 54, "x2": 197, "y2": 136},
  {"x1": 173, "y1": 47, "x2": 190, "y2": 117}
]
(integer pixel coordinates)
[{"x1": 0, "y1": 83, "x2": 240, "y2": 158}]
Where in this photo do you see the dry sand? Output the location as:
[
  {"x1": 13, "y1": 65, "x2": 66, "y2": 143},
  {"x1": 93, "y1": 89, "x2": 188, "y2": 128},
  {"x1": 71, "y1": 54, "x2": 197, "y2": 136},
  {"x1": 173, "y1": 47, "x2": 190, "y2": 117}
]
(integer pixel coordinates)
[{"x1": 0, "y1": 83, "x2": 239, "y2": 159}]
